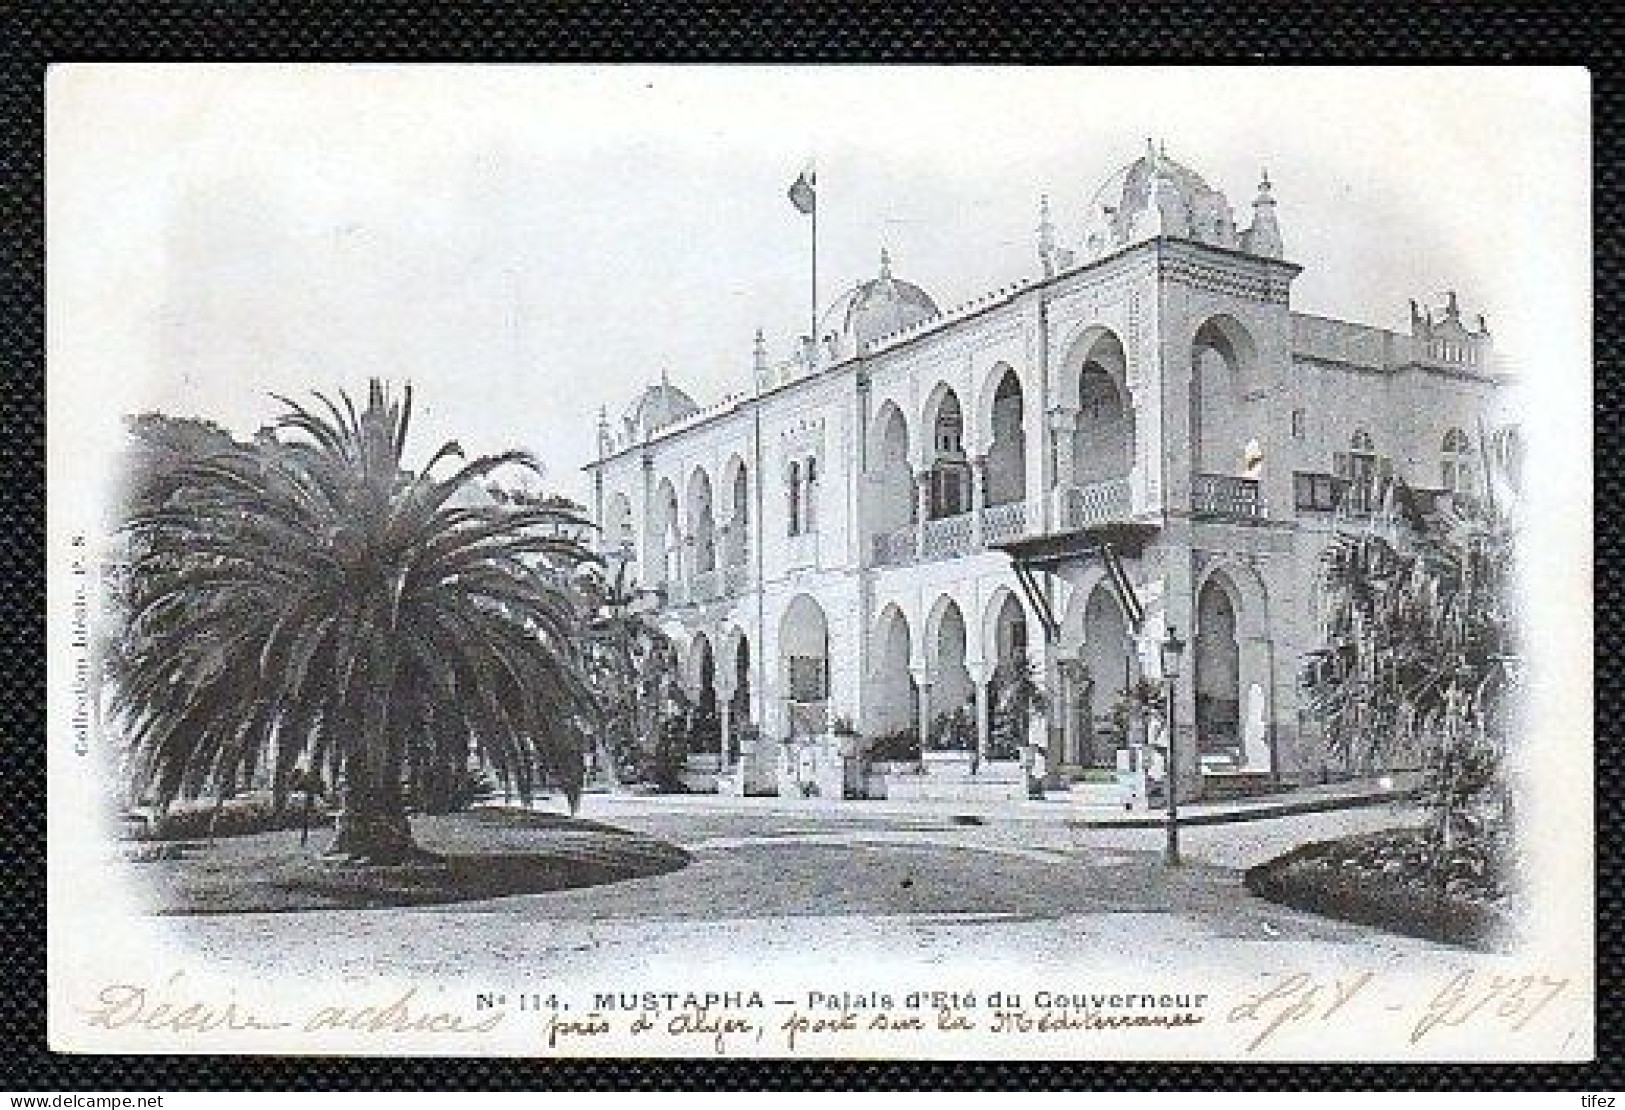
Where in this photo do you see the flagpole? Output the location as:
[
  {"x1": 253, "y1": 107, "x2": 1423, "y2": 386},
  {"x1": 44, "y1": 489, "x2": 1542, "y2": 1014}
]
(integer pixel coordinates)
[{"x1": 810, "y1": 179, "x2": 819, "y2": 356}]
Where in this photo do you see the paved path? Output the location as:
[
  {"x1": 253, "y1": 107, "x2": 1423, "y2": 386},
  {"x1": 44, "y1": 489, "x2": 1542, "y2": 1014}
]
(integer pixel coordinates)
[{"x1": 164, "y1": 797, "x2": 1458, "y2": 986}]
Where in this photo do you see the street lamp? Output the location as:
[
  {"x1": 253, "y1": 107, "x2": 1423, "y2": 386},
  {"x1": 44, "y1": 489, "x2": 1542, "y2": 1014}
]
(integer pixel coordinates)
[{"x1": 1159, "y1": 624, "x2": 1188, "y2": 866}]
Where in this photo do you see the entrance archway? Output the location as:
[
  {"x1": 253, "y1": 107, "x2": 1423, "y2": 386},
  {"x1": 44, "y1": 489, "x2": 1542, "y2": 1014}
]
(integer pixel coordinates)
[
  {"x1": 1195, "y1": 573, "x2": 1243, "y2": 766},
  {"x1": 690, "y1": 632, "x2": 719, "y2": 755},
  {"x1": 780, "y1": 594, "x2": 830, "y2": 737},
  {"x1": 984, "y1": 590, "x2": 1030, "y2": 759},
  {"x1": 926, "y1": 596, "x2": 973, "y2": 747},
  {"x1": 1080, "y1": 583, "x2": 1133, "y2": 767},
  {"x1": 867, "y1": 604, "x2": 919, "y2": 759}
]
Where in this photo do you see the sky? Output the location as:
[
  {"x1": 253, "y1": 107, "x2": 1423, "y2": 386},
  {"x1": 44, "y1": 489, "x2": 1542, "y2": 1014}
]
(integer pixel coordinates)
[{"x1": 48, "y1": 66, "x2": 1590, "y2": 504}]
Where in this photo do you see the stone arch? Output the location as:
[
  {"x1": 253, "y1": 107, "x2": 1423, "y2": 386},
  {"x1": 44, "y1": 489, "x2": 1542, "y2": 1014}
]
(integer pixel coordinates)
[
  {"x1": 1193, "y1": 561, "x2": 1272, "y2": 771},
  {"x1": 1056, "y1": 326, "x2": 1133, "y2": 488},
  {"x1": 978, "y1": 363, "x2": 1028, "y2": 506},
  {"x1": 685, "y1": 467, "x2": 717, "y2": 575},
  {"x1": 779, "y1": 593, "x2": 830, "y2": 737},
  {"x1": 923, "y1": 594, "x2": 974, "y2": 740},
  {"x1": 1191, "y1": 314, "x2": 1260, "y2": 474},
  {"x1": 866, "y1": 602, "x2": 919, "y2": 745},
  {"x1": 719, "y1": 623, "x2": 752, "y2": 756},
  {"x1": 652, "y1": 476, "x2": 681, "y2": 587},
  {"x1": 921, "y1": 382, "x2": 970, "y2": 520},
  {"x1": 982, "y1": 585, "x2": 1030, "y2": 671},
  {"x1": 687, "y1": 630, "x2": 720, "y2": 755},
  {"x1": 719, "y1": 453, "x2": 750, "y2": 568},
  {"x1": 867, "y1": 400, "x2": 916, "y2": 542}
]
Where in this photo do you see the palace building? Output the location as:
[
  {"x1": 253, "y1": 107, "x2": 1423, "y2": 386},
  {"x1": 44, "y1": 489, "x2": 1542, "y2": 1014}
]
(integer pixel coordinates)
[{"x1": 582, "y1": 144, "x2": 1510, "y2": 803}]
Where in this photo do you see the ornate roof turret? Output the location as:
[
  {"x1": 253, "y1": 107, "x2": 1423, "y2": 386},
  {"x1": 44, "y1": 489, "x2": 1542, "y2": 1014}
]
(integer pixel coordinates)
[
  {"x1": 819, "y1": 248, "x2": 941, "y2": 356},
  {"x1": 1241, "y1": 168, "x2": 1283, "y2": 258},
  {"x1": 1077, "y1": 141, "x2": 1242, "y2": 261}
]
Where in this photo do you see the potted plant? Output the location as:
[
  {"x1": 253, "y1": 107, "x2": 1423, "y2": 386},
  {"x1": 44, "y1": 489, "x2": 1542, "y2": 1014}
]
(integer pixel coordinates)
[{"x1": 831, "y1": 714, "x2": 863, "y2": 758}]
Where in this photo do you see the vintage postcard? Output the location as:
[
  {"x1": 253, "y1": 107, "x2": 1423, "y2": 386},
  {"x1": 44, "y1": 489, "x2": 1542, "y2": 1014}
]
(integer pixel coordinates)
[{"x1": 45, "y1": 65, "x2": 1593, "y2": 1060}]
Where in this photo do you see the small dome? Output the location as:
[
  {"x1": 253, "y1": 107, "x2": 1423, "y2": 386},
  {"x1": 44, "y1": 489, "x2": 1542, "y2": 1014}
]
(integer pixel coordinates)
[
  {"x1": 623, "y1": 379, "x2": 699, "y2": 440},
  {"x1": 1078, "y1": 143, "x2": 1239, "y2": 260},
  {"x1": 824, "y1": 249, "x2": 940, "y2": 352}
]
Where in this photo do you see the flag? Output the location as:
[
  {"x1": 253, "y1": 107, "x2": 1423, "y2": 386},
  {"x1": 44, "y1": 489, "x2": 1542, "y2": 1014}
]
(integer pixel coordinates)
[{"x1": 788, "y1": 162, "x2": 816, "y2": 215}]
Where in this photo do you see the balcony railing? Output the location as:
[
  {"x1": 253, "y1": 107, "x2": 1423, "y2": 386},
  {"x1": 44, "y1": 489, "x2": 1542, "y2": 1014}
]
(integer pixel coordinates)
[
  {"x1": 1192, "y1": 474, "x2": 1264, "y2": 520},
  {"x1": 980, "y1": 500, "x2": 1029, "y2": 544},
  {"x1": 1056, "y1": 477, "x2": 1132, "y2": 531},
  {"x1": 920, "y1": 511, "x2": 975, "y2": 560},
  {"x1": 872, "y1": 524, "x2": 918, "y2": 567},
  {"x1": 787, "y1": 700, "x2": 829, "y2": 739}
]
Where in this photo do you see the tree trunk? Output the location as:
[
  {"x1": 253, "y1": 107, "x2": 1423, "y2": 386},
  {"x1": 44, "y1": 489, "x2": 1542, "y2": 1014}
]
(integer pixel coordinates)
[{"x1": 325, "y1": 773, "x2": 438, "y2": 865}]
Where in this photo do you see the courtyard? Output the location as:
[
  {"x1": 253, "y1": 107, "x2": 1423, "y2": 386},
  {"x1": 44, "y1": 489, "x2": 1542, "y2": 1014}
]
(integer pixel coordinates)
[{"x1": 161, "y1": 795, "x2": 1460, "y2": 984}]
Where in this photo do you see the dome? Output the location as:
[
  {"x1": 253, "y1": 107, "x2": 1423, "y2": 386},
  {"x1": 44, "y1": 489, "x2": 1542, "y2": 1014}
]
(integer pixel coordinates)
[
  {"x1": 823, "y1": 249, "x2": 940, "y2": 353},
  {"x1": 1078, "y1": 142, "x2": 1240, "y2": 261},
  {"x1": 623, "y1": 379, "x2": 699, "y2": 440}
]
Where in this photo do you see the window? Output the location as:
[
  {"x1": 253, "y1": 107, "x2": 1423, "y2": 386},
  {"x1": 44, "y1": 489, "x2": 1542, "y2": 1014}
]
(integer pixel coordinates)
[
  {"x1": 1290, "y1": 408, "x2": 1306, "y2": 439},
  {"x1": 787, "y1": 461, "x2": 802, "y2": 536},
  {"x1": 804, "y1": 458, "x2": 819, "y2": 533},
  {"x1": 1441, "y1": 428, "x2": 1473, "y2": 494},
  {"x1": 1294, "y1": 472, "x2": 1339, "y2": 512}
]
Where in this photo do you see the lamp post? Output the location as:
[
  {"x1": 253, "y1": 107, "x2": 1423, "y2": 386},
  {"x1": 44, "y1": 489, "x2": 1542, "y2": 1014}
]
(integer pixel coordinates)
[{"x1": 1160, "y1": 624, "x2": 1187, "y2": 867}]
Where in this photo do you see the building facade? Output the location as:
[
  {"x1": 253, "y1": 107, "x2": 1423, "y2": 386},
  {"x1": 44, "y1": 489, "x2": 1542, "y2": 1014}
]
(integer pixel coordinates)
[{"x1": 582, "y1": 145, "x2": 1509, "y2": 802}]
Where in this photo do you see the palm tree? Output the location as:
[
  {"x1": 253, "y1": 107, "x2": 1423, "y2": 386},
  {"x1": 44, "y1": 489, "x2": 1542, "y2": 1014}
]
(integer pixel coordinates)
[
  {"x1": 1304, "y1": 474, "x2": 1517, "y2": 860},
  {"x1": 111, "y1": 381, "x2": 598, "y2": 864},
  {"x1": 575, "y1": 556, "x2": 681, "y2": 785}
]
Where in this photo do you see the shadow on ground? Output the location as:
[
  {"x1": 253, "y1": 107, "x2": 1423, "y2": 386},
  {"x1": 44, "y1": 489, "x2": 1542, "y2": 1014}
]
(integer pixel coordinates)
[{"x1": 132, "y1": 808, "x2": 691, "y2": 915}]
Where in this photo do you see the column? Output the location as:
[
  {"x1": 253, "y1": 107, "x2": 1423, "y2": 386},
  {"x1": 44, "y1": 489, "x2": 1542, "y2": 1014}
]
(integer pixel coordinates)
[
  {"x1": 718, "y1": 700, "x2": 733, "y2": 770},
  {"x1": 971, "y1": 454, "x2": 989, "y2": 549},
  {"x1": 1048, "y1": 405, "x2": 1080, "y2": 490},
  {"x1": 969, "y1": 660, "x2": 992, "y2": 764},
  {"x1": 911, "y1": 667, "x2": 934, "y2": 758},
  {"x1": 914, "y1": 472, "x2": 932, "y2": 555}
]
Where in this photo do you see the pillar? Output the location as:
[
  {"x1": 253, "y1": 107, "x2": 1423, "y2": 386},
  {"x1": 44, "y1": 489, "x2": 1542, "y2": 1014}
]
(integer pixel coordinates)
[
  {"x1": 718, "y1": 701, "x2": 733, "y2": 769},
  {"x1": 971, "y1": 454, "x2": 989, "y2": 548},
  {"x1": 914, "y1": 472, "x2": 932, "y2": 552},
  {"x1": 911, "y1": 667, "x2": 934, "y2": 757},
  {"x1": 1048, "y1": 405, "x2": 1080, "y2": 490},
  {"x1": 969, "y1": 660, "x2": 992, "y2": 764}
]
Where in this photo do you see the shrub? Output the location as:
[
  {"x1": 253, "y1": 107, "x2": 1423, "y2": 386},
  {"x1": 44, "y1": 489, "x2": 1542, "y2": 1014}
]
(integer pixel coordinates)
[
  {"x1": 1244, "y1": 827, "x2": 1513, "y2": 950},
  {"x1": 136, "y1": 791, "x2": 334, "y2": 842}
]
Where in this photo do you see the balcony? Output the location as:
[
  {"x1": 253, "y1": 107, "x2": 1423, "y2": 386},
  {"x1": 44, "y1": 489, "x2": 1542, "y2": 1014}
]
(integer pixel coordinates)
[
  {"x1": 872, "y1": 524, "x2": 918, "y2": 567},
  {"x1": 1055, "y1": 477, "x2": 1132, "y2": 531},
  {"x1": 980, "y1": 500, "x2": 1030, "y2": 545},
  {"x1": 920, "y1": 511, "x2": 975, "y2": 560},
  {"x1": 1191, "y1": 474, "x2": 1264, "y2": 521}
]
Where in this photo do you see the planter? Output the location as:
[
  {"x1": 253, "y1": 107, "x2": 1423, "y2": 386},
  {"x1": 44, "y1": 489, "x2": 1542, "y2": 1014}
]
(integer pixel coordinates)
[{"x1": 922, "y1": 749, "x2": 975, "y2": 776}]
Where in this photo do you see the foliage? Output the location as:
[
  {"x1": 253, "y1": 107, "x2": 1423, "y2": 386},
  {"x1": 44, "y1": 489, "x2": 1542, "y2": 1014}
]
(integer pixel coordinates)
[
  {"x1": 133, "y1": 790, "x2": 333, "y2": 843},
  {"x1": 1303, "y1": 471, "x2": 1518, "y2": 868},
  {"x1": 991, "y1": 653, "x2": 1049, "y2": 760},
  {"x1": 866, "y1": 727, "x2": 921, "y2": 763},
  {"x1": 1105, "y1": 678, "x2": 1166, "y2": 747},
  {"x1": 1245, "y1": 826, "x2": 1514, "y2": 950},
  {"x1": 924, "y1": 705, "x2": 975, "y2": 752},
  {"x1": 575, "y1": 561, "x2": 688, "y2": 790},
  {"x1": 111, "y1": 381, "x2": 599, "y2": 864}
]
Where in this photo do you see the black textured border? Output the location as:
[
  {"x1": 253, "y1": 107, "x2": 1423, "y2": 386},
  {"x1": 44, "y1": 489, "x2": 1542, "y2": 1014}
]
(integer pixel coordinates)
[{"x1": 4, "y1": 1, "x2": 1615, "y2": 1093}]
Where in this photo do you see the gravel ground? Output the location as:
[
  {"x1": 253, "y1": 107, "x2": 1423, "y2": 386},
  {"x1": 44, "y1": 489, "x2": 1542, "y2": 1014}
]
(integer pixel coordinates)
[{"x1": 155, "y1": 799, "x2": 1458, "y2": 984}]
